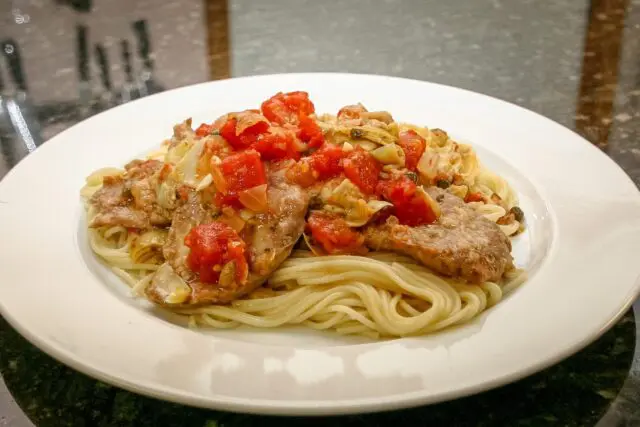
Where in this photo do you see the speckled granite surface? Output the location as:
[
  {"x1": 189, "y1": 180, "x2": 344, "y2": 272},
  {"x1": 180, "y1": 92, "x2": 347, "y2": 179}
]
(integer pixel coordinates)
[{"x1": 1, "y1": 0, "x2": 639, "y2": 425}]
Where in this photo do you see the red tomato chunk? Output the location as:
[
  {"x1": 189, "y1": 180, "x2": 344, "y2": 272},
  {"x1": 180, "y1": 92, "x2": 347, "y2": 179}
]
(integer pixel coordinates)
[
  {"x1": 398, "y1": 130, "x2": 426, "y2": 171},
  {"x1": 261, "y1": 91, "x2": 315, "y2": 125},
  {"x1": 343, "y1": 147, "x2": 381, "y2": 195},
  {"x1": 307, "y1": 211, "x2": 366, "y2": 254},
  {"x1": 184, "y1": 222, "x2": 248, "y2": 285},
  {"x1": 377, "y1": 176, "x2": 438, "y2": 226},
  {"x1": 213, "y1": 150, "x2": 267, "y2": 207}
]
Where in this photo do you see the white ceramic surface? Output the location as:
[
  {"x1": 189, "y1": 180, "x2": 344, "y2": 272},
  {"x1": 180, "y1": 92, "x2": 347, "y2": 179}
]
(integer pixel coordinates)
[{"x1": 1, "y1": 73, "x2": 639, "y2": 415}]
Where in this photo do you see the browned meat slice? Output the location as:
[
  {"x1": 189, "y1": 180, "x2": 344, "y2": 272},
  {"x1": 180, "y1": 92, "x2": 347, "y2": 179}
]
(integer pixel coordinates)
[
  {"x1": 145, "y1": 165, "x2": 309, "y2": 306},
  {"x1": 89, "y1": 160, "x2": 172, "y2": 229},
  {"x1": 247, "y1": 164, "x2": 309, "y2": 276},
  {"x1": 364, "y1": 187, "x2": 513, "y2": 283}
]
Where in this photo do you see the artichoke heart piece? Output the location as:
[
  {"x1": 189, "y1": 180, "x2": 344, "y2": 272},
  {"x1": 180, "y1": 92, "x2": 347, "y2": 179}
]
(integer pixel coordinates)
[
  {"x1": 350, "y1": 140, "x2": 379, "y2": 152},
  {"x1": 130, "y1": 229, "x2": 169, "y2": 264},
  {"x1": 327, "y1": 178, "x2": 392, "y2": 227},
  {"x1": 416, "y1": 186, "x2": 442, "y2": 219},
  {"x1": 449, "y1": 184, "x2": 469, "y2": 199},
  {"x1": 156, "y1": 179, "x2": 178, "y2": 210},
  {"x1": 164, "y1": 139, "x2": 192, "y2": 165},
  {"x1": 146, "y1": 263, "x2": 191, "y2": 305},
  {"x1": 349, "y1": 125, "x2": 397, "y2": 145},
  {"x1": 172, "y1": 138, "x2": 206, "y2": 186},
  {"x1": 218, "y1": 261, "x2": 237, "y2": 288},
  {"x1": 372, "y1": 144, "x2": 405, "y2": 167},
  {"x1": 328, "y1": 179, "x2": 364, "y2": 207},
  {"x1": 345, "y1": 199, "x2": 392, "y2": 227}
]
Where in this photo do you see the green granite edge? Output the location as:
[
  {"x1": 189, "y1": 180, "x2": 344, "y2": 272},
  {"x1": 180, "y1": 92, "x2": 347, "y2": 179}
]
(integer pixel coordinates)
[{"x1": 0, "y1": 312, "x2": 636, "y2": 427}]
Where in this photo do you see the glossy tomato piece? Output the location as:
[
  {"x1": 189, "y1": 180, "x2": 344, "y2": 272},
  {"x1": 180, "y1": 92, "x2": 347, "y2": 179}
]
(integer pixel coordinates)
[
  {"x1": 306, "y1": 211, "x2": 366, "y2": 254},
  {"x1": 398, "y1": 130, "x2": 426, "y2": 171},
  {"x1": 310, "y1": 143, "x2": 345, "y2": 180},
  {"x1": 377, "y1": 177, "x2": 437, "y2": 226},
  {"x1": 285, "y1": 159, "x2": 317, "y2": 187},
  {"x1": 219, "y1": 116, "x2": 270, "y2": 150},
  {"x1": 261, "y1": 91, "x2": 315, "y2": 125},
  {"x1": 184, "y1": 222, "x2": 248, "y2": 284},
  {"x1": 217, "y1": 150, "x2": 267, "y2": 198},
  {"x1": 286, "y1": 143, "x2": 346, "y2": 187},
  {"x1": 343, "y1": 147, "x2": 381, "y2": 195},
  {"x1": 297, "y1": 114, "x2": 324, "y2": 148},
  {"x1": 252, "y1": 127, "x2": 301, "y2": 161}
]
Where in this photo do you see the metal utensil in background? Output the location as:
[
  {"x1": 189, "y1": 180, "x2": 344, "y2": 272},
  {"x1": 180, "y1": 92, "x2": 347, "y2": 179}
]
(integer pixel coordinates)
[
  {"x1": 94, "y1": 43, "x2": 117, "y2": 110},
  {"x1": 0, "y1": 65, "x2": 15, "y2": 177},
  {"x1": 1, "y1": 38, "x2": 43, "y2": 157},
  {"x1": 76, "y1": 25, "x2": 93, "y2": 118},
  {"x1": 0, "y1": 64, "x2": 13, "y2": 140},
  {"x1": 120, "y1": 39, "x2": 140, "y2": 103},
  {"x1": 132, "y1": 19, "x2": 164, "y2": 97}
]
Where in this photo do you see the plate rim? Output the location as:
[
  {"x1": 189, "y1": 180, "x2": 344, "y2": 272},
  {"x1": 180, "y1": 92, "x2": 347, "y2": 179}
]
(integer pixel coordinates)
[{"x1": 1, "y1": 72, "x2": 639, "y2": 415}]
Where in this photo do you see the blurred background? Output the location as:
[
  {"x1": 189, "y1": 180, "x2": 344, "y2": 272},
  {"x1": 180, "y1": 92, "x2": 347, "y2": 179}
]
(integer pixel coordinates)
[{"x1": 0, "y1": 0, "x2": 638, "y2": 180}]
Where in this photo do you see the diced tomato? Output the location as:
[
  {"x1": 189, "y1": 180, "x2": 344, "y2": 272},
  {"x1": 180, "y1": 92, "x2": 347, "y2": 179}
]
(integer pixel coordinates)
[
  {"x1": 377, "y1": 177, "x2": 438, "y2": 226},
  {"x1": 297, "y1": 115, "x2": 324, "y2": 149},
  {"x1": 306, "y1": 211, "x2": 366, "y2": 254},
  {"x1": 464, "y1": 192, "x2": 485, "y2": 203},
  {"x1": 398, "y1": 130, "x2": 426, "y2": 171},
  {"x1": 311, "y1": 143, "x2": 345, "y2": 180},
  {"x1": 219, "y1": 118, "x2": 246, "y2": 149},
  {"x1": 261, "y1": 91, "x2": 315, "y2": 125},
  {"x1": 343, "y1": 147, "x2": 381, "y2": 195},
  {"x1": 184, "y1": 222, "x2": 248, "y2": 285},
  {"x1": 252, "y1": 127, "x2": 301, "y2": 161},
  {"x1": 286, "y1": 143, "x2": 346, "y2": 187},
  {"x1": 286, "y1": 159, "x2": 317, "y2": 187},
  {"x1": 212, "y1": 150, "x2": 267, "y2": 208},
  {"x1": 195, "y1": 123, "x2": 214, "y2": 137},
  {"x1": 219, "y1": 116, "x2": 270, "y2": 150}
]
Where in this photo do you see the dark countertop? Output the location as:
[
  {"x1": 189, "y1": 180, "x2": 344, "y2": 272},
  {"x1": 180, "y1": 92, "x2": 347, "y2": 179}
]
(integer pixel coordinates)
[{"x1": 0, "y1": 0, "x2": 639, "y2": 425}]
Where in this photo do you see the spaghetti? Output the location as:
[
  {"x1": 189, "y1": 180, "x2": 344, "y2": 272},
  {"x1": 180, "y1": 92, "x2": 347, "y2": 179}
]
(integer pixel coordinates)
[{"x1": 82, "y1": 93, "x2": 525, "y2": 339}]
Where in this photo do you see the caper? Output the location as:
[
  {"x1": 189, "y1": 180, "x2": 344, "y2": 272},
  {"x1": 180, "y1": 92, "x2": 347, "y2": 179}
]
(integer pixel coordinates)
[
  {"x1": 510, "y1": 206, "x2": 524, "y2": 222},
  {"x1": 405, "y1": 172, "x2": 419, "y2": 183},
  {"x1": 436, "y1": 179, "x2": 451, "y2": 189},
  {"x1": 350, "y1": 128, "x2": 364, "y2": 139}
]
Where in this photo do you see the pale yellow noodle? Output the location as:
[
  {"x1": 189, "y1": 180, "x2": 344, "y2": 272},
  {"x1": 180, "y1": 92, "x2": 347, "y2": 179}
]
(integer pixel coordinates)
[{"x1": 81, "y1": 133, "x2": 526, "y2": 338}]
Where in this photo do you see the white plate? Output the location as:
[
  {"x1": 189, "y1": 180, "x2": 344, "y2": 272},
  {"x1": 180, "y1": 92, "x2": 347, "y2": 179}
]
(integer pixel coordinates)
[{"x1": 1, "y1": 73, "x2": 639, "y2": 415}]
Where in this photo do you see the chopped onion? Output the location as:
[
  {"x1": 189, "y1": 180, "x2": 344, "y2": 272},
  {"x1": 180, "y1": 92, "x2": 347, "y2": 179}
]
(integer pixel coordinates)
[
  {"x1": 210, "y1": 163, "x2": 228, "y2": 194},
  {"x1": 417, "y1": 149, "x2": 439, "y2": 183},
  {"x1": 195, "y1": 174, "x2": 213, "y2": 192},
  {"x1": 219, "y1": 207, "x2": 245, "y2": 232},
  {"x1": 416, "y1": 186, "x2": 441, "y2": 219},
  {"x1": 238, "y1": 184, "x2": 268, "y2": 213}
]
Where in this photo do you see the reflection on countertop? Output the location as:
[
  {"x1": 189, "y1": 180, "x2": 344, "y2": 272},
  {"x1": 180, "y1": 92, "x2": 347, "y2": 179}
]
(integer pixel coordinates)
[{"x1": 0, "y1": 0, "x2": 639, "y2": 426}]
